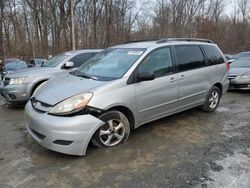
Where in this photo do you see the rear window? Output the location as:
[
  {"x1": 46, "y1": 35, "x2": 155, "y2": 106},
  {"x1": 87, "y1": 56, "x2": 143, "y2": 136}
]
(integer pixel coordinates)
[
  {"x1": 175, "y1": 45, "x2": 206, "y2": 72},
  {"x1": 203, "y1": 45, "x2": 224, "y2": 65}
]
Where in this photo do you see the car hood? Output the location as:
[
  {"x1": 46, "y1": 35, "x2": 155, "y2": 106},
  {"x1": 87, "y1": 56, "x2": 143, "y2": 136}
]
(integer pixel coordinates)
[
  {"x1": 229, "y1": 68, "x2": 250, "y2": 75},
  {"x1": 34, "y1": 74, "x2": 108, "y2": 106},
  {"x1": 6, "y1": 67, "x2": 60, "y2": 78}
]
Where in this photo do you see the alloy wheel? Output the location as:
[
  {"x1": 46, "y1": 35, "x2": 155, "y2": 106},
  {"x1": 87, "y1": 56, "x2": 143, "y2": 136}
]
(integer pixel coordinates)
[
  {"x1": 99, "y1": 119, "x2": 125, "y2": 147},
  {"x1": 209, "y1": 90, "x2": 219, "y2": 109}
]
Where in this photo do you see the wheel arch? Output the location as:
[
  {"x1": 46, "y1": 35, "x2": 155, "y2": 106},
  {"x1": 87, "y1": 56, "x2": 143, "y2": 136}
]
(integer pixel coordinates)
[
  {"x1": 84, "y1": 105, "x2": 135, "y2": 155},
  {"x1": 107, "y1": 106, "x2": 135, "y2": 130},
  {"x1": 213, "y1": 82, "x2": 223, "y2": 96},
  {"x1": 31, "y1": 79, "x2": 48, "y2": 96}
]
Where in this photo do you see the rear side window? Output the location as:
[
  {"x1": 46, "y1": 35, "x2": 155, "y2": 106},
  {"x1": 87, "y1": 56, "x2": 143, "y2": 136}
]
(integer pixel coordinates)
[
  {"x1": 175, "y1": 45, "x2": 206, "y2": 72},
  {"x1": 203, "y1": 45, "x2": 224, "y2": 65},
  {"x1": 138, "y1": 47, "x2": 173, "y2": 78},
  {"x1": 69, "y1": 53, "x2": 96, "y2": 67}
]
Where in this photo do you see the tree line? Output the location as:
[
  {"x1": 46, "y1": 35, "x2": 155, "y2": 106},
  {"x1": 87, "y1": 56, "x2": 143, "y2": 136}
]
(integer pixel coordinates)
[{"x1": 0, "y1": 0, "x2": 250, "y2": 60}]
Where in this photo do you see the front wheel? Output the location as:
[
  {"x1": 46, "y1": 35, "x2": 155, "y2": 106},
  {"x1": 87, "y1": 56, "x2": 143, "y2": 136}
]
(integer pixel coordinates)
[
  {"x1": 91, "y1": 111, "x2": 130, "y2": 148},
  {"x1": 201, "y1": 86, "x2": 221, "y2": 112}
]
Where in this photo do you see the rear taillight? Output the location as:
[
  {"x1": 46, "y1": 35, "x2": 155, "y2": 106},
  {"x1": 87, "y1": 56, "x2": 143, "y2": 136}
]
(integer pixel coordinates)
[{"x1": 225, "y1": 61, "x2": 230, "y2": 71}]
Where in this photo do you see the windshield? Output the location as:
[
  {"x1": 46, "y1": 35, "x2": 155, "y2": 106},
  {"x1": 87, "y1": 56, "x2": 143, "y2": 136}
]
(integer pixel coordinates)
[
  {"x1": 5, "y1": 61, "x2": 20, "y2": 70},
  {"x1": 231, "y1": 58, "x2": 250, "y2": 68},
  {"x1": 42, "y1": 53, "x2": 71, "y2": 67},
  {"x1": 74, "y1": 48, "x2": 145, "y2": 81}
]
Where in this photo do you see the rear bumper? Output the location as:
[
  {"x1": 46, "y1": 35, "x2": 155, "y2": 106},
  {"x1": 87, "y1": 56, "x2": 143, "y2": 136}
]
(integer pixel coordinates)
[
  {"x1": 25, "y1": 101, "x2": 104, "y2": 156},
  {"x1": 0, "y1": 83, "x2": 33, "y2": 102}
]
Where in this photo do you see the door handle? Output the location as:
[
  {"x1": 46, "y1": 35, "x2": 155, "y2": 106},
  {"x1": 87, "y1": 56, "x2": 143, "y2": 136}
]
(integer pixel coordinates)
[
  {"x1": 170, "y1": 77, "x2": 177, "y2": 83},
  {"x1": 180, "y1": 75, "x2": 185, "y2": 80}
]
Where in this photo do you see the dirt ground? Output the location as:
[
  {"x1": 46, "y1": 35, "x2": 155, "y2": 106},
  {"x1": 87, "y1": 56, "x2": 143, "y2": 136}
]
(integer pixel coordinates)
[{"x1": 0, "y1": 91, "x2": 250, "y2": 188}]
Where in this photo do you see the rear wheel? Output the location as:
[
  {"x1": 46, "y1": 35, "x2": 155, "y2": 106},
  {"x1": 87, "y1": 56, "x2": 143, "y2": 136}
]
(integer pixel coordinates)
[
  {"x1": 201, "y1": 86, "x2": 221, "y2": 112},
  {"x1": 91, "y1": 111, "x2": 130, "y2": 148}
]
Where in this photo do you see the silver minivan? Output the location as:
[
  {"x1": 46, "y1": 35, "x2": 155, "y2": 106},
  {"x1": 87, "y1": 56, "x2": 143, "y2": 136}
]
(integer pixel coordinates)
[{"x1": 25, "y1": 38, "x2": 229, "y2": 156}]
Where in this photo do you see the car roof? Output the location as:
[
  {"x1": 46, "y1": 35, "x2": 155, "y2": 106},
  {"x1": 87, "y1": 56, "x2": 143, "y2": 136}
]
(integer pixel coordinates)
[
  {"x1": 65, "y1": 49, "x2": 103, "y2": 54},
  {"x1": 111, "y1": 41, "x2": 156, "y2": 49},
  {"x1": 239, "y1": 52, "x2": 250, "y2": 54},
  {"x1": 31, "y1": 58, "x2": 47, "y2": 60},
  {"x1": 4, "y1": 58, "x2": 20, "y2": 61},
  {"x1": 110, "y1": 38, "x2": 216, "y2": 49},
  {"x1": 4, "y1": 58, "x2": 22, "y2": 64}
]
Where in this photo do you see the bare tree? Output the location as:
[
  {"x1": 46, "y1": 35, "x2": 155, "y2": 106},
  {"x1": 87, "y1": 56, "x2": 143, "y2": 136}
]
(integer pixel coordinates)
[
  {"x1": 0, "y1": 0, "x2": 5, "y2": 59},
  {"x1": 1, "y1": 0, "x2": 250, "y2": 59}
]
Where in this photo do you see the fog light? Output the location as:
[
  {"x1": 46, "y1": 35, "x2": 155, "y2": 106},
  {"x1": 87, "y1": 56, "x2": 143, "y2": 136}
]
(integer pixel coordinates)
[{"x1": 53, "y1": 140, "x2": 73, "y2": 146}]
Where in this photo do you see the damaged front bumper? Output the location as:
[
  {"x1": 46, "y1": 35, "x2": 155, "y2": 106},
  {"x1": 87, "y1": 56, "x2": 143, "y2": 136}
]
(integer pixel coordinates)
[{"x1": 25, "y1": 101, "x2": 104, "y2": 156}]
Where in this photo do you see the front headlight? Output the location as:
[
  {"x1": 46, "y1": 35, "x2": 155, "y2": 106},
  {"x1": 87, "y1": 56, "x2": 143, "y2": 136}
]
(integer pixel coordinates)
[
  {"x1": 240, "y1": 74, "x2": 250, "y2": 79},
  {"x1": 9, "y1": 77, "x2": 29, "y2": 85},
  {"x1": 49, "y1": 93, "x2": 93, "y2": 115}
]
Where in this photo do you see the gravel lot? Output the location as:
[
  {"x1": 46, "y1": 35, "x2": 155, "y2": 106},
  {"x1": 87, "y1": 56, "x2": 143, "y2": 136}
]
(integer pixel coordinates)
[{"x1": 0, "y1": 91, "x2": 250, "y2": 188}]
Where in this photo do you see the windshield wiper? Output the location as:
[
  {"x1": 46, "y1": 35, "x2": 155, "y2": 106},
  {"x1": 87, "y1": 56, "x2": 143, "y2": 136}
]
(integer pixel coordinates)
[
  {"x1": 70, "y1": 70, "x2": 98, "y2": 80},
  {"x1": 81, "y1": 73, "x2": 98, "y2": 80}
]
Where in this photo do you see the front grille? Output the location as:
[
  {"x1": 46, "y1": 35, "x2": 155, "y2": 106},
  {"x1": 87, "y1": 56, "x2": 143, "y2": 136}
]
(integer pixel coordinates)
[
  {"x1": 3, "y1": 77, "x2": 10, "y2": 86},
  {"x1": 31, "y1": 97, "x2": 52, "y2": 112},
  {"x1": 228, "y1": 74, "x2": 238, "y2": 80},
  {"x1": 31, "y1": 128, "x2": 46, "y2": 140}
]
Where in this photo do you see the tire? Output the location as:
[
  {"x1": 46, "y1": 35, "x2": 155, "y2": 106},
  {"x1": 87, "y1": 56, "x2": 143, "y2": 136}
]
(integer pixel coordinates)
[
  {"x1": 201, "y1": 86, "x2": 221, "y2": 112},
  {"x1": 91, "y1": 111, "x2": 130, "y2": 148}
]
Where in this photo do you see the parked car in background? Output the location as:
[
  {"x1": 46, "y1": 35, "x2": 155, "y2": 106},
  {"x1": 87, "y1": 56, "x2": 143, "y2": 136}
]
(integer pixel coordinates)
[
  {"x1": 1, "y1": 59, "x2": 28, "y2": 80},
  {"x1": 0, "y1": 49, "x2": 102, "y2": 104},
  {"x1": 228, "y1": 51, "x2": 250, "y2": 64},
  {"x1": 234, "y1": 52, "x2": 250, "y2": 59},
  {"x1": 25, "y1": 38, "x2": 229, "y2": 156},
  {"x1": 224, "y1": 54, "x2": 234, "y2": 60},
  {"x1": 228, "y1": 57, "x2": 250, "y2": 90},
  {"x1": 30, "y1": 58, "x2": 47, "y2": 67}
]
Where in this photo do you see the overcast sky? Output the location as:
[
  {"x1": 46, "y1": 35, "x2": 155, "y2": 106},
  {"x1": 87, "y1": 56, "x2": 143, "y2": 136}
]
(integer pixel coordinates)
[
  {"x1": 136, "y1": 0, "x2": 238, "y2": 17},
  {"x1": 224, "y1": 0, "x2": 234, "y2": 16}
]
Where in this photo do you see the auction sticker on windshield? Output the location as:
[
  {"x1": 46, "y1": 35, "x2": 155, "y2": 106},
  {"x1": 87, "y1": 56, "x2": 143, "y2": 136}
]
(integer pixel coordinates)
[{"x1": 127, "y1": 51, "x2": 144, "y2": 56}]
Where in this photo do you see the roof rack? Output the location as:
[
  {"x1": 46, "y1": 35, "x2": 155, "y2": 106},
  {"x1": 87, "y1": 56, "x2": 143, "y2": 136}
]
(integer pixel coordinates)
[{"x1": 156, "y1": 38, "x2": 214, "y2": 44}]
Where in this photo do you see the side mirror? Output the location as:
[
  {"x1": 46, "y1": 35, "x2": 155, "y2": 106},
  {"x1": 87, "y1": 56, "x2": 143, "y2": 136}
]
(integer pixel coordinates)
[
  {"x1": 64, "y1": 61, "x2": 74, "y2": 69},
  {"x1": 137, "y1": 71, "x2": 155, "y2": 82},
  {"x1": 228, "y1": 58, "x2": 236, "y2": 64}
]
